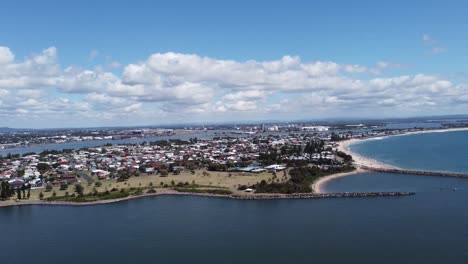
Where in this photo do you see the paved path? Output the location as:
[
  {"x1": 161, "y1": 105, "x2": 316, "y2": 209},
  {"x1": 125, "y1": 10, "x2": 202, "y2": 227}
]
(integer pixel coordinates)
[{"x1": 75, "y1": 171, "x2": 94, "y2": 183}]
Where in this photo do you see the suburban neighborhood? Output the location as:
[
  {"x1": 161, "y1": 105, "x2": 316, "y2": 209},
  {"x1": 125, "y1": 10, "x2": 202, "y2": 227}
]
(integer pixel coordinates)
[{"x1": 0, "y1": 132, "x2": 357, "y2": 202}]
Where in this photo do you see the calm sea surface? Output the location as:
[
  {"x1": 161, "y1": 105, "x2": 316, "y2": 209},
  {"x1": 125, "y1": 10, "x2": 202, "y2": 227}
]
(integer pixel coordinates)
[
  {"x1": 2, "y1": 130, "x2": 468, "y2": 263},
  {"x1": 350, "y1": 130, "x2": 468, "y2": 173}
]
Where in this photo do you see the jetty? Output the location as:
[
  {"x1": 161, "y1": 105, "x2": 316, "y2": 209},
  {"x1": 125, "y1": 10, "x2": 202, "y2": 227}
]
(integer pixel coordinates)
[{"x1": 361, "y1": 166, "x2": 468, "y2": 178}]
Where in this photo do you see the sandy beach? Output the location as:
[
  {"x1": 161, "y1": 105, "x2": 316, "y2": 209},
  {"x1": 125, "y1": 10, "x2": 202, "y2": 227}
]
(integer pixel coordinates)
[
  {"x1": 313, "y1": 137, "x2": 399, "y2": 193},
  {"x1": 312, "y1": 169, "x2": 364, "y2": 193},
  {"x1": 313, "y1": 126, "x2": 468, "y2": 193}
]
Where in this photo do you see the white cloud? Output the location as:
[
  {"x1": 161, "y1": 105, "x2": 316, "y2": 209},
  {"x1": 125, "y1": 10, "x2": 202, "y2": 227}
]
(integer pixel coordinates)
[
  {"x1": 0, "y1": 46, "x2": 467, "y2": 127},
  {"x1": 223, "y1": 90, "x2": 268, "y2": 101},
  {"x1": 0, "y1": 47, "x2": 14, "y2": 64},
  {"x1": 222, "y1": 100, "x2": 257, "y2": 111}
]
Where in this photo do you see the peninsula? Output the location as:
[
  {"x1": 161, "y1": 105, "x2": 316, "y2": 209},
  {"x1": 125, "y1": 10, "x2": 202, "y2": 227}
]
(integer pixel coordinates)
[{"x1": 2, "y1": 124, "x2": 468, "y2": 206}]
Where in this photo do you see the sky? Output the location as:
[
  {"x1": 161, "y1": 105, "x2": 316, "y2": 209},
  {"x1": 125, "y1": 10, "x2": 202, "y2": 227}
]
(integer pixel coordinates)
[{"x1": 1, "y1": 0, "x2": 468, "y2": 128}]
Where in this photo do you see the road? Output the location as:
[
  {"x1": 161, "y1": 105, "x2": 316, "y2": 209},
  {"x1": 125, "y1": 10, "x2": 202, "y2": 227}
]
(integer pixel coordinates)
[{"x1": 75, "y1": 171, "x2": 95, "y2": 184}]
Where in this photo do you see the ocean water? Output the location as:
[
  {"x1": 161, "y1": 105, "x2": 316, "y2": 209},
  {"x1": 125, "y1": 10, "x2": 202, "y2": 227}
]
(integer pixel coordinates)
[
  {"x1": 2, "y1": 192, "x2": 468, "y2": 264},
  {"x1": 323, "y1": 171, "x2": 468, "y2": 193},
  {"x1": 350, "y1": 130, "x2": 468, "y2": 173}
]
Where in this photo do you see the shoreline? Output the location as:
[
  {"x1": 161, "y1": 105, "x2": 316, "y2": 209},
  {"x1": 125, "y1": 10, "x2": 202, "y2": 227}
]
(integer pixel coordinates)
[
  {"x1": 3, "y1": 126, "x2": 468, "y2": 207},
  {"x1": 312, "y1": 168, "x2": 364, "y2": 193},
  {"x1": 0, "y1": 189, "x2": 415, "y2": 208},
  {"x1": 312, "y1": 126, "x2": 468, "y2": 193}
]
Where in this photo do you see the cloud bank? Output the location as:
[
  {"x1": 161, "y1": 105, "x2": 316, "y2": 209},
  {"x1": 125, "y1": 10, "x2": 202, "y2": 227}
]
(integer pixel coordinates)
[{"x1": 0, "y1": 46, "x2": 466, "y2": 127}]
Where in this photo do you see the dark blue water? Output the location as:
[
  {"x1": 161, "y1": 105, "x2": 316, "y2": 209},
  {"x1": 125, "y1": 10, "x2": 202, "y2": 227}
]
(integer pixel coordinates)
[
  {"x1": 2, "y1": 192, "x2": 468, "y2": 264},
  {"x1": 324, "y1": 172, "x2": 468, "y2": 193},
  {"x1": 350, "y1": 130, "x2": 468, "y2": 173}
]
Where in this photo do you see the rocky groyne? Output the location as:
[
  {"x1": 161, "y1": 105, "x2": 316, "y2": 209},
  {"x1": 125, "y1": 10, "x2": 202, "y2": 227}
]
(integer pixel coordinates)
[
  {"x1": 0, "y1": 191, "x2": 415, "y2": 207},
  {"x1": 233, "y1": 191, "x2": 415, "y2": 200},
  {"x1": 362, "y1": 166, "x2": 468, "y2": 178}
]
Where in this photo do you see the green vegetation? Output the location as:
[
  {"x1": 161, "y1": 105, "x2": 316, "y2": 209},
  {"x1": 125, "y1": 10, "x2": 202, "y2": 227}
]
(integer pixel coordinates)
[
  {"x1": 45, "y1": 188, "x2": 133, "y2": 202},
  {"x1": 37, "y1": 163, "x2": 51, "y2": 173},
  {"x1": 173, "y1": 188, "x2": 233, "y2": 195},
  {"x1": 59, "y1": 183, "x2": 68, "y2": 190},
  {"x1": 253, "y1": 166, "x2": 355, "y2": 194},
  {"x1": 336, "y1": 151, "x2": 353, "y2": 163},
  {"x1": 146, "y1": 188, "x2": 157, "y2": 194},
  {"x1": 74, "y1": 184, "x2": 84, "y2": 196},
  {"x1": 45, "y1": 184, "x2": 53, "y2": 192}
]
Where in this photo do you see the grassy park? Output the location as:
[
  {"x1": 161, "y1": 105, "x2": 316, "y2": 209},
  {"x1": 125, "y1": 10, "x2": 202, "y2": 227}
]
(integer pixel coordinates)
[{"x1": 21, "y1": 169, "x2": 289, "y2": 203}]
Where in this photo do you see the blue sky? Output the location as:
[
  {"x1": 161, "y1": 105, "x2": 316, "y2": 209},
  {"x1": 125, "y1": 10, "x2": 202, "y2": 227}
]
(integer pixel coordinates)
[{"x1": 0, "y1": 0, "x2": 468, "y2": 128}]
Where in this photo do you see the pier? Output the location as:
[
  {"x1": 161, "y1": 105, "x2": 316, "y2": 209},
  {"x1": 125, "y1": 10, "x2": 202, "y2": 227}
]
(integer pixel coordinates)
[{"x1": 361, "y1": 166, "x2": 468, "y2": 178}]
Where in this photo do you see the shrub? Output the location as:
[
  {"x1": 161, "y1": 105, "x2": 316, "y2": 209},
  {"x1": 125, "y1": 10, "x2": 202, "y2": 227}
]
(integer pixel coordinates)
[
  {"x1": 45, "y1": 184, "x2": 53, "y2": 192},
  {"x1": 146, "y1": 188, "x2": 157, "y2": 194}
]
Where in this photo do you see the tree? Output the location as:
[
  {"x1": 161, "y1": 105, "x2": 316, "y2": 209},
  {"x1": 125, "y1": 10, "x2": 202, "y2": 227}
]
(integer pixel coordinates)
[
  {"x1": 21, "y1": 183, "x2": 26, "y2": 199},
  {"x1": 0, "y1": 181, "x2": 7, "y2": 199},
  {"x1": 45, "y1": 184, "x2": 53, "y2": 192},
  {"x1": 37, "y1": 163, "x2": 51, "y2": 174},
  {"x1": 330, "y1": 132, "x2": 341, "y2": 141},
  {"x1": 74, "y1": 184, "x2": 84, "y2": 196},
  {"x1": 60, "y1": 183, "x2": 68, "y2": 190}
]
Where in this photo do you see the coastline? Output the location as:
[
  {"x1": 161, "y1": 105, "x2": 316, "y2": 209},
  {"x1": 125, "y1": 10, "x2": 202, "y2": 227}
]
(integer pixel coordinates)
[
  {"x1": 0, "y1": 189, "x2": 414, "y2": 208},
  {"x1": 312, "y1": 126, "x2": 468, "y2": 193},
  {"x1": 3, "y1": 126, "x2": 468, "y2": 207},
  {"x1": 312, "y1": 168, "x2": 364, "y2": 193}
]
